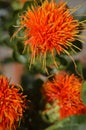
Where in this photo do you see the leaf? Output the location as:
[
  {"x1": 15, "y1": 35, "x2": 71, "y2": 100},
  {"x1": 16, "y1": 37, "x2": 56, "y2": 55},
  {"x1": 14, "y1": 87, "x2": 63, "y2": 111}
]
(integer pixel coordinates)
[
  {"x1": 58, "y1": 124, "x2": 79, "y2": 130},
  {"x1": 41, "y1": 102, "x2": 60, "y2": 124},
  {"x1": 81, "y1": 81, "x2": 86, "y2": 104},
  {"x1": 45, "y1": 118, "x2": 78, "y2": 130},
  {"x1": 12, "y1": 51, "x2": 27, "y2": 64},
  {"x1": 23, "y1": 1, "x2": 35, "y2": 10}
]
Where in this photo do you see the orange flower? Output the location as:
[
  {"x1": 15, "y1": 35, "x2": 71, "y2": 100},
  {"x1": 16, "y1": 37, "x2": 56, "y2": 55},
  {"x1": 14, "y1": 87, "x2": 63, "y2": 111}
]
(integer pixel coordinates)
[
  {"x1": 0, "y1": 75, "x2": 26, "y2": 130},
  {"x1": 19, "y1": 0, "x2": 81, "y2": 66},
  {"x1": 42, "y1": 71, "x2": 86, "y2": 119}
]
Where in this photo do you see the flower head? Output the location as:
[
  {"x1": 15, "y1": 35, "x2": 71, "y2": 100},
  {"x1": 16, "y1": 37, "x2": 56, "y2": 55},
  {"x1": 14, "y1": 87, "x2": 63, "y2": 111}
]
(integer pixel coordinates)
[
  {"x1": 19, "y1": 0, "x2": 80, "y2": 66},
  {"x1": 42, "y1": 71, "x2": 86, "y2": 119},
  {"x1": 0, "y1": 75, "x2": 26, "y2": 130}
]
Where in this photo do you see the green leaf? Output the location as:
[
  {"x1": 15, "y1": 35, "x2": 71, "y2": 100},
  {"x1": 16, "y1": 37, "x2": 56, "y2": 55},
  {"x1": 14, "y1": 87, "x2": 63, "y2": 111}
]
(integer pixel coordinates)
[
  {"x1": 41, "y1": 102, "x2": 60, "y2": 124},
  {"x1": 12, "y1": 51, "x2": 27, "y2": 64},
  {"x1": 81, "y1": 81, "x2": 86, "y2": 104},
  {"x1": 23, "y1": 1, "x2": 35, "y2": 10},
  {"x1": 58, "y1": 124, "x2": 79, "y2": 130}
]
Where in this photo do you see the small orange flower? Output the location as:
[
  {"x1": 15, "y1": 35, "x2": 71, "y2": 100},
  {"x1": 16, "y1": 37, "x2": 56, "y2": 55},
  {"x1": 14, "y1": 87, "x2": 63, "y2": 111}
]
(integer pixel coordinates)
[
  {"x1": 0, "y1": 75, "x2": 26, "y2": 130},
  {"x1": 19, "y1": 0, "x2": 81, "y2": 66},
  {"x1": 42, "y1": 71, "x2": 86, "y2": 119}
]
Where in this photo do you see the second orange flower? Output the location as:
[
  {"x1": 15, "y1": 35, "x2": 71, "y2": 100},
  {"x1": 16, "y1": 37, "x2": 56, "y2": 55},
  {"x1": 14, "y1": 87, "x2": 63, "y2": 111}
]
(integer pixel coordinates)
[{"x1": 42, "y1": 71, "x2": 86, "y2": 119}]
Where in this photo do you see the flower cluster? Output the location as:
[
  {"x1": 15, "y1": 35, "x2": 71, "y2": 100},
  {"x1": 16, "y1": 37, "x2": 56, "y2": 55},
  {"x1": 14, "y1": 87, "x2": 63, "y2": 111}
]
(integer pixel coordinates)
[
  {"x1": 42, "y1": 71, "x2": 86, "y2": 119},
  {"x1": 0, "y1": 75, "x2": 26, "y2": 130},
  {"x1": 13, "y1": 0, "x2": 86, "y2": 124}
]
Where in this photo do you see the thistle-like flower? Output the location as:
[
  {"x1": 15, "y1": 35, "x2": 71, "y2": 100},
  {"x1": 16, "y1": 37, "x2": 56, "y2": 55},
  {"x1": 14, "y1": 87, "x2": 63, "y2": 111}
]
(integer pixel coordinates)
[
  {"x1": 17, "y1": 0, "x2": 84, "y2": 68},
  {"x1": 42, "y1": 71, "x2": 86, "y2": 119},
  {"x1": 0, "y1": 75, "x2": 26, "y2": 130}
]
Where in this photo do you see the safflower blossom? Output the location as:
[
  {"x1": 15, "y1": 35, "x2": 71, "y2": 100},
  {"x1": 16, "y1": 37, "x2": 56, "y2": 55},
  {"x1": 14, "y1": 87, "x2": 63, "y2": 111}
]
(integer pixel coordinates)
[
  {"x1": 17, "y1": 0, "x2": 84, "y2": 67},
  {"x1": 0, "y1": 75, "x2": 26, "y2": 130},
  {"x1": 42, "y1": 71, "x2": 86, "y2": 119}
]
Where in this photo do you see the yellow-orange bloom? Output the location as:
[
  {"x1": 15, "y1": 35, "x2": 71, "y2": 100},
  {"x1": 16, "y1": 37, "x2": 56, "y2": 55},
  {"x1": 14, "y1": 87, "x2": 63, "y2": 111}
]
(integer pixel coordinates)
[
  {"x1": 20, "y1": 0, "x2": 80, "y2": 65},
  {"x1": 42, "y1": 71, "x2": 86, "y2": 119},
  {"x1": 0, "y1": 75, "x2": 26, "y2": 130}
]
